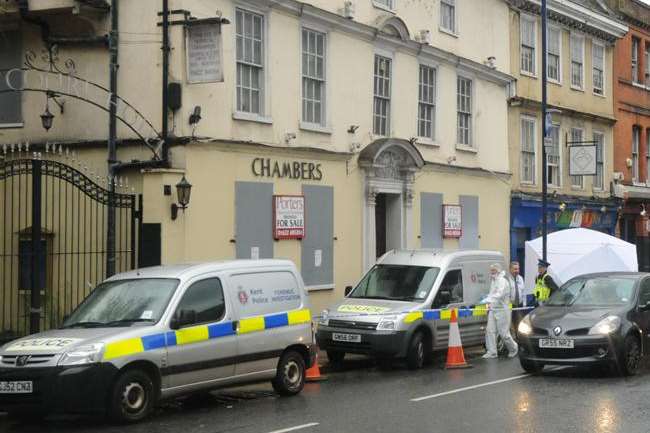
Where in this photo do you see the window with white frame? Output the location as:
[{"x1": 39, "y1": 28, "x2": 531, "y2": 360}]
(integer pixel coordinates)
[
  {"x1": 570, "y1": 128, "x2": 584, "y2": 188},
  {"x1": 521, "y1": 117, "x2": 536, "y2": 184},
  {"x1": 570, "y1": 34, "x2": 584, "y2": 89},
  {"x1": 633, "y1": 126, "x2": 640, "y2": 182},
  {"x1": 235, "y1": 8, "x2": 264, "y2": 115},
  {"x1": 373, "y1": 55, "x2": 391, "y2": 136},
  {"x1": 418, "y1": 65, "x2": 436, "y2": 139},
  {"x1": 374, "y1": 0, "x2": 394, "y2": 9},
  {"x1": 547, "y1": 27, "x2": 561, "y2": 82},
  {"x1": 302, "y1": 28, "x2": 326, "y2": 126},
  {"x1": 457, "y1": 77, "x2": 472, "y2": 146},
  {"x1": 592, "y1": 42, "x2": 604, "y2": 95},
  {"x1": 647, "y1": 129, "x2": 650, "y2": 182},
  {"x1": 547, "y1": 124, "x2": 561, "y2": 187},
  {"x1": 593, "y1": 132, "x2": 604, "y2": 190},
  {"x1": 520, "y1": 17, "x2": 536, "y2": 75},
  {"x1": 440, "y1": 0, "x2": 456, "y2": 34},
  {"x1": 632, "y1": 37, "x2": 640, "y2": 83},
  {"x1": 645, "y1": 45, "x2": 650, "y2": 86}
]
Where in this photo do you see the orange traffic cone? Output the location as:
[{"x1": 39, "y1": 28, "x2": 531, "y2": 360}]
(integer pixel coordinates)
[
  {"x1": 445, "y1": 309, "x2": 472, "y2": 369},
  {"x1": 306, "y1": 347, "x2": 327, "y2": 382}
]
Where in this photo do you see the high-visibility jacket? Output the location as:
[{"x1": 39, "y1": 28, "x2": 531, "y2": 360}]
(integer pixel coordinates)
[{"x1": 534, "y1": 273, "x2": 552, "y2": 302}]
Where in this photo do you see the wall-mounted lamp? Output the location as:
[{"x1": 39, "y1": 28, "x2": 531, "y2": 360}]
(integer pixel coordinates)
[
  {"x1": 171, "y1": 176, "x2": 192, "y2": 220},
  {"x1": 600, "y1": 206, "x2": 607, "y2": 213},
  {"x1": 40, "y1": 91, "x2": 65, "y2": 132},
  {"x1": 641, "y1": 204, "x2": 647, "y2": 217},
  {"x1": 347, "y1": 125, "x2": 359, "y2": 134}
]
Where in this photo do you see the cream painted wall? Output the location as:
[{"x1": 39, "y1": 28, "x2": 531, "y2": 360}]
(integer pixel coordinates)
[{"x1": 2, "y1": 0, "x2": 512, "y2": 176}]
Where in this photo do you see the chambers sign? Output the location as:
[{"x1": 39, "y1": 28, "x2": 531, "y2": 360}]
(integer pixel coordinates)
[{"x1": 252, "y1": 158, "x2": 323, "y2": 181}]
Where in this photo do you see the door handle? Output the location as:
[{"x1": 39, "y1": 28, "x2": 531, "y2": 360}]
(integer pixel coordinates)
[{"x1": 232, "y1": 320, "x2": 239, "y2": 332}]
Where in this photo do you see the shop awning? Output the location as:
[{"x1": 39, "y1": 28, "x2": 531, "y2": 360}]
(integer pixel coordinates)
[{"x1": 613, "y1": 183, "x2": 650, "y2": 200}]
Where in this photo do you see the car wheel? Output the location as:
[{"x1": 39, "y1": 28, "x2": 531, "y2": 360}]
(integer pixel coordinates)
[
  {"x1": 406, "y1": 332, "x2": 426, "y2": 370},
  {"x1": 619, "y1": 335, "x2": 641, "y2": 377},
  {"x1": 272, "y1": 350, "x2": 305, "y2": 396},
  {"x1": 108, "y1": 369, "x2": 155, "y2": 424},
  {"x1": 520, "y1": 359, "x2": 544, "y2": 374},
  {"x1": 326, "y1": 350, "x2": 345, "y2": 364}
]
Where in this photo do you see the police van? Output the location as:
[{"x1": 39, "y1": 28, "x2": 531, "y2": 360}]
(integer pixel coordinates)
[
  {"x1": 316, "y1": 249, "x2": 505, "y2": 369},
  {"x1": 0, "y1": 260, "x2": 315, "y2": 422}
]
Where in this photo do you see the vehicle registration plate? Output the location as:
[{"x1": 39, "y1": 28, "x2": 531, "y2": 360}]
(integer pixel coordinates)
[
  {"x1": 0, "y1": 381, "x2": 33, "y2": 394},
  {"x1": 332, "y1": 333, "x2": 361, "y2": 343},
  {"x1": 539, "y1": 338, "x2": 574, "y2": 349}
]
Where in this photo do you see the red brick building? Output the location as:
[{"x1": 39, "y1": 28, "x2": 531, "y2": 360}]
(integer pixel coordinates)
[{"x1": 609, "y1": 0, "x2": 650, "y2": 270}]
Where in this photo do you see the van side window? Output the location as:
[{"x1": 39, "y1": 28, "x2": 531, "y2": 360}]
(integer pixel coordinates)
[
  {"x1": 229, "y1": 271, "x2": 302, "y2": 318},
  {"x1": 436, "y1": 270, "x2": 463, "y2": 305},
  {"x1": 175, "y1": 278, "x2": 226, "y2": 325}
]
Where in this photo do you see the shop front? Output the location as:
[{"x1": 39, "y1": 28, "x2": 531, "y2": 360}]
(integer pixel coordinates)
[
  {"x1": 510, "y1": 193, "x2": 619, "y2": 276},
  {"x1": 614, "y1": 184, "x2": 650, "y2": 272}
]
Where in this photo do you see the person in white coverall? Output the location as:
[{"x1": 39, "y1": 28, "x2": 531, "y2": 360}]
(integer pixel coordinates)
[{"x1": 482, "y1": 263, "x2": 519, "y2": 359}]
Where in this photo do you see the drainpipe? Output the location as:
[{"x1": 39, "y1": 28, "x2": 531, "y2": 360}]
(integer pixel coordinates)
[
  {"x1": 161, "y1": 0, "x2": 170, "y2": 164},
  {"x1": 106, "y1": 0, "x2": 119, "y2": 277}
]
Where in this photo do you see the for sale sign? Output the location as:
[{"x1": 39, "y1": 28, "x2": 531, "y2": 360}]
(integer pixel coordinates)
[
  {"x1": 443, "y1": 204, "x2": 462, "y2": 238},
  {"x1": 273, "y1": 195, "x2": 305, "y2": 239}
]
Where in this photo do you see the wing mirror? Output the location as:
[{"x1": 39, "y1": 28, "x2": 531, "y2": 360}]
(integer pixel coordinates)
[
  {"x1": 434, "y1": 290, "x2": 452, "y2": 307},
  {"x1": 170, "y1": 309, "x2": 197, "y2": 329},
  {"x1": 344, "y1": 286, "x2": 354, "y2": 296}
]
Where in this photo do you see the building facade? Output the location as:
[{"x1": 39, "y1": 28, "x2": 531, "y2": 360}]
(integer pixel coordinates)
[
  {"x1": 505, "y1": 0, "x2": 627, "y2": 273},
  {"x1": 607, "y1": 0, "x2": 650, "y2": 271},
  {"x1": 0, "y1": 0, "x2": 515, "y2": 336}
]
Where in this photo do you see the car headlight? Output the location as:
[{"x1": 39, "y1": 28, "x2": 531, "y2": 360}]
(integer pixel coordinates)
[
  {"x1": 318, "y1": 309, "x2": 330, "y2": 326},
  {"x1": 377, "y1": 315, "x2": 398, "y2": 331},
  {"x1": 518, "y1": 315, "x2": 533, "y2": 335},
  {"x1": 588, "y1": 316, "x2": 621, "y2": 335},
  {"x1": 58, "y1": 343, "x2": 104, "y2": 366}
]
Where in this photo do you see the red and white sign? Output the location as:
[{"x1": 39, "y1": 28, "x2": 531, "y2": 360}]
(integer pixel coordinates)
[
  {"x1": 443, "y1": 204, "x2": 462, "y2": 238},
  {"x1": 273, "y1": 195, "x2": 305, "y2": 239}
]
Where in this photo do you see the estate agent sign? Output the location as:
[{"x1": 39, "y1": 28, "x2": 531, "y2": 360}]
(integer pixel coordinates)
[
  {"x1": 273, "y1": 195, "x2": 305, "y2": 240},
  {"x1": 443, "y1": 204, "x2": 462, "y2": 238}
]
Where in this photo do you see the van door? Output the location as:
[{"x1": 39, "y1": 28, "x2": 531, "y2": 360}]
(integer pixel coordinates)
[
  {"x1": 460, "y1": 262, "x2": 491, "y2": 346},
  {"x1": 432, "y1": 269, "x2": 469, "y2": 350},
  {"x1": 166, "y1": 277, "x2": 237, "y2": 389},
  {"x1": 226, "y1": 270, "x2": 305, "y2": 376}
]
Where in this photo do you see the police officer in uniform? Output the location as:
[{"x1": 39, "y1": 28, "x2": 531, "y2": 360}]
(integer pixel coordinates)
[{"x1": 534, "y1": 259, "x2": 558, "y2": 304}]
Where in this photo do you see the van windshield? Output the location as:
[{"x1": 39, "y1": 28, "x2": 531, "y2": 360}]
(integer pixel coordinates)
[
  {"x1": 62, "y1": 279, "x2": 179, "y2": 328},
  {"x1": 349, "y1": 265, "x2": 440, "y2": 301}
]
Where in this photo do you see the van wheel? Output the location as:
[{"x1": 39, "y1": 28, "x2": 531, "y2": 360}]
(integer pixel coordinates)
[
  {"x1": 326, "y1": 350, "x2": 345, "y2": 364},
  {"x1": 406, "y1": 332, "x2": 426, "y2": 370},
  {"x1": 272, "y1": 351, "x2": 305, "y2": 396},
  {"x1": 108, "y1": 369, "x2": 155, "y2": 423}
]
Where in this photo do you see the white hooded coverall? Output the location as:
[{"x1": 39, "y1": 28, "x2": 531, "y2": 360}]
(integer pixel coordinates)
[{"x1": 484, "y1": 265, "x2": 518, "y2": 357}]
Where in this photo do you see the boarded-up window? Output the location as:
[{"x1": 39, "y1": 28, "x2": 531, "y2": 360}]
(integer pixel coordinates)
[
  {"x1": 0, "y1": 30, "x2": 22, "y2": 125},
  {"x1": 235, "y1": 181, "x2": 273, "y2": 259},
  {"x1": 301, "y1": 185, "x2": 333, "y2": 287},
  {"x1": 420, "y1": 192, "x2": 443, "y2": 248},
  {"x1": 459, "y1": 195, "x2": 479, "y2": 249}
]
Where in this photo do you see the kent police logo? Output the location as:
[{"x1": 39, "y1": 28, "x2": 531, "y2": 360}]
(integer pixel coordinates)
[{"x1": 238, "y1": 289, "x2": 249, "y2": 305}]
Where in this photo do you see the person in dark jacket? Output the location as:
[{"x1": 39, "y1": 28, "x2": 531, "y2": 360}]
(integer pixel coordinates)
[{"x1": 534, "y1": 259, "x2": 559, "y2": 304}]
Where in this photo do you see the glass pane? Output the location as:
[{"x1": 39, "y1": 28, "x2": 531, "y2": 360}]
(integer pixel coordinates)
[
  {"x1": 254, "y1": 15, "x2": 262, "y2": 40},
  {"x1": 241, "y1": 88, "x2": 250, "y2": 112},
  {"x1": 244, "y1": 12, "x2": 253, "y2": 38},
  {"x1": 251, "y1": 89, "x2": 260, "y2": 114}
]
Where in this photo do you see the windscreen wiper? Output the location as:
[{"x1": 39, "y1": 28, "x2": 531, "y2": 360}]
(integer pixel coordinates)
[
  {"x1": 60, "y1": 321, "x2": 105, "y2": 329},
  {"x1": 105, "y1": 318, "x2": 156, "y2": 327}
]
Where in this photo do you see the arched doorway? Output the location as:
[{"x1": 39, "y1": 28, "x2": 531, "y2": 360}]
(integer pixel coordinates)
[{"x1": 358, "y1": 138, "x2": 424, "y2": 269}]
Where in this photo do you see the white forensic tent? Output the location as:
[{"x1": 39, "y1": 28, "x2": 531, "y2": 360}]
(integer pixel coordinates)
[{"x1": 524, "y1": 228, "x2": 638, "y2": 292}]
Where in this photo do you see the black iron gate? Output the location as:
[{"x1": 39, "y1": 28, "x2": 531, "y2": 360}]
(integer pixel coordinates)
[{"x1": 0, "y1": 154, "x2": 141, "y2": 341}]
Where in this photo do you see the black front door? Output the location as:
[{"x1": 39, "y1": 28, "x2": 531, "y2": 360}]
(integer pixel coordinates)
[{"x1": 375, "y1": 193, "x2": 386, "y2": 258}]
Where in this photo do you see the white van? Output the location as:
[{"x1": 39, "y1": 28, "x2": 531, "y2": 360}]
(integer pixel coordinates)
[
  {"x1": 316, "y1": 249, "x2": 505, "y2": 368},
  {"x1": 0, "y1": 260, "x2": 315, "y2": 422}
]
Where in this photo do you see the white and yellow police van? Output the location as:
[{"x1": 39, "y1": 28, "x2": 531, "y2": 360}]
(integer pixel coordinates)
[
  {"x1": 0, "y1": 260, "x2": 315, "y2": 422},
  {"x1": 317, "y1": 249, "x2": 505, "y2": 369}
]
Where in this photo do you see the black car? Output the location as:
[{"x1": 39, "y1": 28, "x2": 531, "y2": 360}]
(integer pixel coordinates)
[{"x1": 517, "y1": 272, "x2": 650, "y2": 376}]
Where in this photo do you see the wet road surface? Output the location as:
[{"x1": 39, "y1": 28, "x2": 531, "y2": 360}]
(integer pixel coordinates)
[{"x1": 1, "y1": 351, "x2": 649, "y2": 433}]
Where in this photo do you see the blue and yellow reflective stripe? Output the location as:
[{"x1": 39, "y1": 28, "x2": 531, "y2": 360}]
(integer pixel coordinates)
[
  {"x1": 102, "y1": 308, "x2": 311, "y2": 361},
  {"x1": 404, "y1": 311, "x2": 423, "y2": 324}
]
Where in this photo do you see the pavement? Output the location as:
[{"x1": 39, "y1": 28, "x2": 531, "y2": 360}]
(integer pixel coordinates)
[{"x1": 2, "y1": 348, "x2": 650, "y2": 433}]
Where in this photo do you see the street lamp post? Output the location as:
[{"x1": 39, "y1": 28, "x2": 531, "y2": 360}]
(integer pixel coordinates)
[{"x1": 541, "y1": 0, "x2": 549, "y2": 262}]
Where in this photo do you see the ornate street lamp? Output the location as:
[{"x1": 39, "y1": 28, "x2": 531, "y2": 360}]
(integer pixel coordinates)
[
  {"x1": 171, "y1": 176, "x2": 192, "y2": 220},
  {"x1": 40, "y1": 103, "x2": 54, "y2": 131}
]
